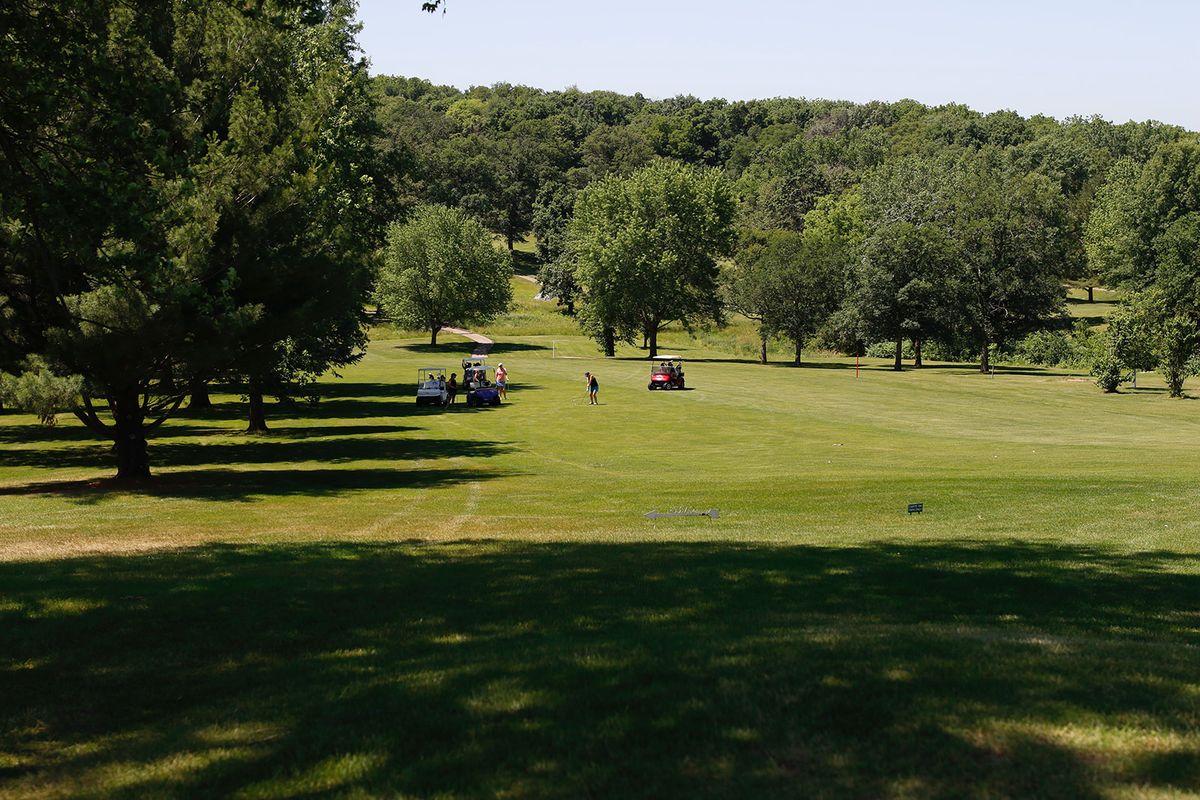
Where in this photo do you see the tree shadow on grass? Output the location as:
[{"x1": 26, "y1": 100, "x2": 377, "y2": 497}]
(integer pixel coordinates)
[
  {"x1": 0, "y1": 465, "x2": 515, "y2": 502},
  {"x1": 1, "y1": 540, "x2": 1197, "y2": 798},
  {"x1": 485, "y1": 342, "x2": 552, "y2": 356},
  {"x1": 395, "y1": 342, "x2": 550, "y2": 356},
  {"x1": 0, "y1": 436, "x2": 514, "y2": 471},
  {"x1": 0, "y1": 420, "x2": 417, "y2": 447},
  {"x1": 0, "y1": 419, "x2": 241, "y2": 445}
]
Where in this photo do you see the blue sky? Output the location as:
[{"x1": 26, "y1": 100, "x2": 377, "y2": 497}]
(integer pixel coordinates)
[{"x1": 356, "y1": 0, "x2": 1200, "y2": 130}]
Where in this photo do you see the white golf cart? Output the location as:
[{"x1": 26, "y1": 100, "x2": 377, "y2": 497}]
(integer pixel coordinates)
[{"x1": 415, "y1": 367, "x2": 448, "y2": 406}]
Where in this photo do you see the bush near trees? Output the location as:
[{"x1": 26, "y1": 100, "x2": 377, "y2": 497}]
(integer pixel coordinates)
[
  {"x1": 375, "y1": 205, "x2": 514, "y2": 346},
  {"x1": 0, "y1": 357, "x2": 81, "y2": 426}
]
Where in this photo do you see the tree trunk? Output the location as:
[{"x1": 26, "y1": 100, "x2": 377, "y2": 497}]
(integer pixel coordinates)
[
  {"x1": 760, "y1": 336, "x2": 768, "y2": 365},
  {"x1": 112, "y1": 392, "x2": 150, "y2": 479},
  {"x1": 188, "y1": 380, "x2": 212, "y2": 410},
  {"x1": 793, "y1": 338, "x2": 803, "y2": 367},
  {"x1": 1165, "y1": 367, "x2": 1185, "y2": 398},
  {"x1": 1087, "y1": 286, "x2": 1094, "y2": 303},
  {"x1": 430, "y1": 324, "x2": 440, "y2": 346},
  {"x1": 979, "y1": 338, "x2": 991, "y2": 374},
  {"x1": 114, "y1": 429, "x2": 150, "y2": 479},
  {"x1": 247, "y1": 380, "x2": 268, "y2": 434},
  {"x1": 506, "y1": 231, "x2": 515, "y2": 251},
  {"x1": 565, "y1": 299, "x2": 575, "y2": 316},
  {"x1": 913, "y1": 337, "x2": 923, "y2": 368},
  {"x1": 893, "y1": 339, "x2": 903, "y2": 371},
  {"x1": 602, "y1": 326, "x2": 615, "y2": 357},
  {"x1": 648, "y1": 326, "x2": 658, "y2": 359}
]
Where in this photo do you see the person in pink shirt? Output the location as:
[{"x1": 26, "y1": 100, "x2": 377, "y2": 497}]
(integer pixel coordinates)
[{"x1": 495, "y1": 363, "x2": 508, "y2": 399}]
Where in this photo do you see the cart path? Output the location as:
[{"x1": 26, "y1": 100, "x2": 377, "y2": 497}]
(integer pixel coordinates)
[
  {"x1": 442, "y1": 326, "x2": 493, "y2": 356},
  {"x1": 441, "y1": 269, "x2": 543, "y2": 355},
  {"x1": 515, "y1": 272, "x2": 552, "y2": 301}
]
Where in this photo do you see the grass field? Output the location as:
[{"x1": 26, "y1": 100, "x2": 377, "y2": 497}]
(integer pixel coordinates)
[
  {"x1": 1067, "y1": 286, "x2": 1123, "y2": 327},
  {"x1": 2, "y1": 286, "x2": 1199, "y2": 798}
]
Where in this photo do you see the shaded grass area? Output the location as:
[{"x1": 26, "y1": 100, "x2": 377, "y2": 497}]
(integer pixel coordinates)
[{"x1": 2, "y1": 540, "x2": 1198, "y2": 799}]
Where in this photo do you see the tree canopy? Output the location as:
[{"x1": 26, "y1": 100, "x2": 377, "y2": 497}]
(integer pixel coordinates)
[
  {"x1": 375, "y1": 204, "x2": 514, "y2": 346},
  {"x1": 567, "y1": 161, "x2": 735, "y2": 358},
  {"x1": 0, "y1": 0, "x2": 383, "y2": 476}
]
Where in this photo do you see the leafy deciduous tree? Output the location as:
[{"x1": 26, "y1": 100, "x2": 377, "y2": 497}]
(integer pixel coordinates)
[
  {"x1": 376, "y1": 204, "x2": 513, "y2": 346},
  {"x1": 951, "y1": 150, "x2": 1069, "y2": 372},
  {"x1": 1, "y1": 0, "x2": 382, "y2": 477},
  {"x1": 848, "y1": 157, "x2": 962, "y2": 370},
  {"x1": 568, "y1": 161, "x2": 735, "y2": 358}
]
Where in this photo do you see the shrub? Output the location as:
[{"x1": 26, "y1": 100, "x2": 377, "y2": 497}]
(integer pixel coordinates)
[
  {"x1": 1156, "y1": 315, "x2": 1200, "y2": 398},
  {"x1": 1090, "y1": 340, "x2": 1125, "y2": 393},
  {"x1": 0, "y1": 357, "x2": 83, "y2": 426},
  {"x1": 865, "y1": 340, "x2": 914, "y2": 360},
  {"x1": 1013, "y1": 329, "x2": 1073, "y2": 366}
]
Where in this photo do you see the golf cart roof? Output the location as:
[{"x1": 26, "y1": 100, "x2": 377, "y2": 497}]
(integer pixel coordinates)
[{"x1": 655, "y1": 355, "x2": 683, "y2": 360}]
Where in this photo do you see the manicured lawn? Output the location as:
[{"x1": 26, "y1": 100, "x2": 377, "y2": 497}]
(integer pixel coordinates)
[
  {"x1": 1066, "y1": 286, "x2": 1123, "y2": 327},
  {"x1": 2, "y1": 310, "x2": 1199, "y2": 797}
]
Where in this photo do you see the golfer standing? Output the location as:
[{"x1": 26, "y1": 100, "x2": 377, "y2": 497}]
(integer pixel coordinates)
[
  {"x1": 495, "y1": 362, "x2": 508, "y2": 399},
  {"x1": 585, "y1": 371, "x2": 599, "y2": 405}
]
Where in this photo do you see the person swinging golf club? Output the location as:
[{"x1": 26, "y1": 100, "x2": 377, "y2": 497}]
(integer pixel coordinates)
[{"x1": 584, "y1": 371, "x2": 599, "y2": 405}]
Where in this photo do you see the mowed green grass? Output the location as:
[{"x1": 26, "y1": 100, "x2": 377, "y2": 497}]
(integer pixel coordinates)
[
  {"x1": 1066, "y1": 285, "x2": 1123, "y2": 326},
  {"x1": 2, "y1": 288, "x2": 1199, "y2": 798}
]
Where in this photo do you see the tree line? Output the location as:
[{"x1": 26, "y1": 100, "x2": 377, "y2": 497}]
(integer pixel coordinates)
[{"x1": 375, "y1": 75, "x2": 1200, "y2": 388}]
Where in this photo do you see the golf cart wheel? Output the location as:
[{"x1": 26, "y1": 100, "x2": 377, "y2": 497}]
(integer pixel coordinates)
[{"x1": 491, "y1": 397, "x2": 501, "y2": 406}]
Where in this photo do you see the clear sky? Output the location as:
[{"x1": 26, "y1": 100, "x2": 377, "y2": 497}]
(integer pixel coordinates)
[{"x1": 355, "y1": 0, "x2": 1200, "y2": 131}]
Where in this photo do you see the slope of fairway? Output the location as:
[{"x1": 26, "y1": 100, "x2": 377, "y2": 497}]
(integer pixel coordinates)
[
  {"x1": 2, "y1": 327, "x2": 1197, "y2": 555},
  {"x1": 1, "y1": 318, "x2": 1198, "y2": 798}
]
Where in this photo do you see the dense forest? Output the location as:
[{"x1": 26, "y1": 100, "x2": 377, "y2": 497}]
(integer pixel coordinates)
[
  {"x1": 373, "y1": 74, "x2": 1182, "y2": 257},
  {"x1": 371, "y1": 75, "x2": 1200, "y2": 381}
]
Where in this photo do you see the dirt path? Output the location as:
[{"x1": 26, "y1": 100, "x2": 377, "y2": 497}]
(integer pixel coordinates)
[
  {"x1": 440, "y1": 270, "x2": 546, "y2": 355},
  {"x1": 442, "y1": 326, "x2": 493, "y2": 356}
]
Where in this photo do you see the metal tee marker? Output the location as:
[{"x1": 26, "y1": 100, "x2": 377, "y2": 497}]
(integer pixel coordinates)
[
  {"x1": 908, "y1": 503, "x2": 924, "y2": 514},
  {"x1": 645, "y1": 509, "x2": 720, "y2": 520}
]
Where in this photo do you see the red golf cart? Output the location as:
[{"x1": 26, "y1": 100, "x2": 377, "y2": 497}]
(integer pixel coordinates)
[{"x1": 648, "y1": 356, "x2": 685, "y2": 390}]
